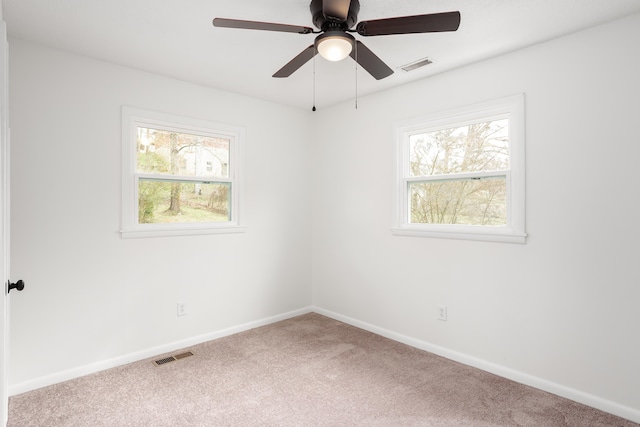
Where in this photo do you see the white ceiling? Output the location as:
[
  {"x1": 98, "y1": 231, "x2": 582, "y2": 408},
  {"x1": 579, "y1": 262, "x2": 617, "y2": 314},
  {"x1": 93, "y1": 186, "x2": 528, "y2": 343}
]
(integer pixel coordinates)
[{"x1": 3, "y1": 0, "x2": 640, "y2": 110}]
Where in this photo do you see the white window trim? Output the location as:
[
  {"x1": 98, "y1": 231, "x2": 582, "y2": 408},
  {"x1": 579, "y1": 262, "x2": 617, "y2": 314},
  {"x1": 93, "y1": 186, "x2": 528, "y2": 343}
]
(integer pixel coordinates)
[
  {"x1": 392, "y1": 94, "x2": 526, "y2": 244},
  {"x1": 121, "y1": 106, "x2": 245, "y2": 238}
]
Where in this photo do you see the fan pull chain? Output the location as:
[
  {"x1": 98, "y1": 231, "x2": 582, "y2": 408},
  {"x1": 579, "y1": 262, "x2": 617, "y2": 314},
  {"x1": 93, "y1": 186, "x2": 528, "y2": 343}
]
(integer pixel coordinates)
[
  {"x1": 312, "y1": 51, "x2": 317, "y2": 112},
  {"x1": 354, "y1": 42, "x2": 358, "y2": 110}
]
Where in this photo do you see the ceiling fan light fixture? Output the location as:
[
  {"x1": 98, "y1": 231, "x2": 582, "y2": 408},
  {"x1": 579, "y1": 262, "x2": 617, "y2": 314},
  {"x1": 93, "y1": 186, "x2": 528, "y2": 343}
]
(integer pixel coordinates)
[
  {"x1": 214, "y1": 3, "x2": 461, "y2": 80},
  {"x1": 315, "y1": 31, "x2": 354, "y2": 62}
]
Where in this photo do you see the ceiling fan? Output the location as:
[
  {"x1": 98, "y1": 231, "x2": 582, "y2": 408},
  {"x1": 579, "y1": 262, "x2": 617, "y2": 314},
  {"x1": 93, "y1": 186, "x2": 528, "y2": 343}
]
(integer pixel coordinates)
[{"x1": 213, "y1": 0, "x2": 461, "y2": 80}]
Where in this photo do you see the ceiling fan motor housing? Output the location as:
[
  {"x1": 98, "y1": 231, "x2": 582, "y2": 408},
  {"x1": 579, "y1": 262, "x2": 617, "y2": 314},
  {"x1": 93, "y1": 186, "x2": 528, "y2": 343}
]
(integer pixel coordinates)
[{"x1": 310, "y1": 0, "x2": 360, "y2": 30}]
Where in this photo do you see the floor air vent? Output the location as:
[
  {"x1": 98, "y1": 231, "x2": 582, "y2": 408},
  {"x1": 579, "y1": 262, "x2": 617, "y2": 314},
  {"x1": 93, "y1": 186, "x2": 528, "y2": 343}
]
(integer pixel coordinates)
[{"x1": 153, "y1": 351, "x2": 194, "y2": 366}]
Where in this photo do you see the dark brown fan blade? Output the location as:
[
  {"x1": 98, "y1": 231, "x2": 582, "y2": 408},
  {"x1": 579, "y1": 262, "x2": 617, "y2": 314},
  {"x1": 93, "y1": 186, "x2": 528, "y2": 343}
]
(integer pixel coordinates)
[
  {"x1": 350, "y1": 41, "x2": 393, "y2": 80},
  {"x1": 323, "y1": 0, "x2": 351, "y2": 21},
  {"x1": 273, "y1": 45, "x2": 317, "y2": 78},
  {"x1": 356, "y1": 11, "x2": 460, "y2": 36},
  {"x1": 213, "y1": 18, "x2": 313, "y2": 34}
]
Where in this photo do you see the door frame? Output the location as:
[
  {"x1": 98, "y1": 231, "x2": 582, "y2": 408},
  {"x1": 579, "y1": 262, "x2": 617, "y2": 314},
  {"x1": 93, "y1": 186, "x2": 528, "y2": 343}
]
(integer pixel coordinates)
[{"x1": 0, "y1": 17, "x2": 9, "y2": 427}]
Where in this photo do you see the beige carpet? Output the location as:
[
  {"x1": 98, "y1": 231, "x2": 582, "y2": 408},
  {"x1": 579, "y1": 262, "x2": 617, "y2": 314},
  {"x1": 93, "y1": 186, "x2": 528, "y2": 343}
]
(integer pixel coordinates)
[{"x1": 8, "y1": 313, "x2": 638, "y2": 426}]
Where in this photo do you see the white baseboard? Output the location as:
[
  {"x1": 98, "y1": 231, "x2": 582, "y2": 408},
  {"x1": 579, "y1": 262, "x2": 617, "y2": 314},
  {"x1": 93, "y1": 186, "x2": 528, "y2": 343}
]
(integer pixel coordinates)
[
  {"x1": 313, "y1": 306, "x2": 640, "y2": 425},
  {"x1": 9, "y1": 306, "x2": 313, "y2": 396}
]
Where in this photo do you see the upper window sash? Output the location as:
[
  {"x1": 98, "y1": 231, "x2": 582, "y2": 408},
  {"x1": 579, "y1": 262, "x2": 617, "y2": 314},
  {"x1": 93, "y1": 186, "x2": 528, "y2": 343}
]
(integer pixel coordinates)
[{"x1": 392, "y1": 94, "x2": 526, "y2": 244}]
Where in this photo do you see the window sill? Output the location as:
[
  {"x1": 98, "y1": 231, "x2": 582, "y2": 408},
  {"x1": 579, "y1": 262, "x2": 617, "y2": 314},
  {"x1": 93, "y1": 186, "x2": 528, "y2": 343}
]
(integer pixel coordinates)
[
  {"x1": 391, "y1": 226, "x2": 527, "y2": 244},
  {"x1": 121, "y1": 224, "x2": 246, "y2": 239}
]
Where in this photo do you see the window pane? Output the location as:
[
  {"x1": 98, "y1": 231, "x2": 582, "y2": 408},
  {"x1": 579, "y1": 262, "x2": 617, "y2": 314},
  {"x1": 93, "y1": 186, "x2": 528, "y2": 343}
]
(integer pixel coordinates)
[
  {"x1": 409, "y1": 119, "x2": 509, "y2": 177},
  {"x1": 136, "y1": 127, "x2": 230, "y2": 178},
  {"x1": 138, "y1": 180, "x2": 230, "y2": 224},
  {"x1": 409, "y1": 177, "x2": 507, "y2": 225}
]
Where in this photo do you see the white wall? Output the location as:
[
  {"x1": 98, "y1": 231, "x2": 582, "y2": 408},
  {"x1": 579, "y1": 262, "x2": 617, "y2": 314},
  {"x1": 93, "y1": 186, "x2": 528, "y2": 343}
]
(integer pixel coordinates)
[
  {"x1": 311, "y1": 13, "x2": 640, "y2": 421},
  {"x1": 8, "y1": 39, "x2": 312, "y2": 390}
]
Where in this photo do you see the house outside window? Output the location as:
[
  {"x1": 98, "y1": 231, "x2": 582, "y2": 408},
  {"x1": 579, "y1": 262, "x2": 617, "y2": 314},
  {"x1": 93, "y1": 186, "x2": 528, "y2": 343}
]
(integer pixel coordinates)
[
  {"x1": 392, "y1": 94, "x2": 526, "y2": 243},
  {"x1": 121, "y1": 107, "x2": 245, "y2": 238}
]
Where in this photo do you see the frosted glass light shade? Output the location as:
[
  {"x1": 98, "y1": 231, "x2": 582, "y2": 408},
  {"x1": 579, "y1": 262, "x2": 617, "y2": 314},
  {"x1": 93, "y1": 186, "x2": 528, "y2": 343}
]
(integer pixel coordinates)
[{"x1": 317, "y1": 36, "x2": 353, "y2": 62}]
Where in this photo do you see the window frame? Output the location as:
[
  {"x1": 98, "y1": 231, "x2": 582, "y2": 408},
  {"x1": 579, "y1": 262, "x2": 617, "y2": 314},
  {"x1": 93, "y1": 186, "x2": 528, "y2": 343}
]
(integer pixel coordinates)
[
  {"x1": 121, "y1": 106, "x2": 245, "y2": 238},
  {"x1": 392, "y1": 94, "x2": 526, "y2": 244}
]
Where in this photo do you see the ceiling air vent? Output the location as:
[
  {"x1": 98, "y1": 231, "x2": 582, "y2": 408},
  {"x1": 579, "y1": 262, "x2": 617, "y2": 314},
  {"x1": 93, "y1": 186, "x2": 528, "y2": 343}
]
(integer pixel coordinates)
[
  {"x1": 400, "y1": 57, "x2": 433, "y2": 72},
  {"x1": 153, "y1": 351, "x2": 194, "y2": 366}
]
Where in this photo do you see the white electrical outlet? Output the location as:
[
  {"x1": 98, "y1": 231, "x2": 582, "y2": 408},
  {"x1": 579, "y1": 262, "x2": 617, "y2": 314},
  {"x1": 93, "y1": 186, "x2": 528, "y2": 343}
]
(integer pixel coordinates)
[
  {"x1": 438, "y1": 306, "x2": 448, "y2": 321},
  {"x1": 177, "y1": 302, "x2": 187, "y2": 317}
]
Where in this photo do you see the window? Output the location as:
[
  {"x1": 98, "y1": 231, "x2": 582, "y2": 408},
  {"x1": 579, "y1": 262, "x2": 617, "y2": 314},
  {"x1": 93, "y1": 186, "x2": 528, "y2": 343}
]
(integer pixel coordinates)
[
  {"x1": 393, "y1": 94, "x2": 526, "y2": 243},
  {"x1": 121, "y1": 107, "x2": 244, "y2": 238}
]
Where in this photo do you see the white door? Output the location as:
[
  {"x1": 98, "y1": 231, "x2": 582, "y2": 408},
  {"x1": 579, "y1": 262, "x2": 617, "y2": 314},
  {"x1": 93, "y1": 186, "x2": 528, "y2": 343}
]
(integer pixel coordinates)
[{"x1": 0, "y1": 19, "x2": 9, "y2": 427}]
